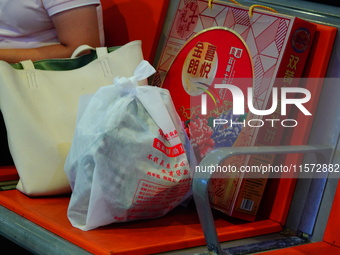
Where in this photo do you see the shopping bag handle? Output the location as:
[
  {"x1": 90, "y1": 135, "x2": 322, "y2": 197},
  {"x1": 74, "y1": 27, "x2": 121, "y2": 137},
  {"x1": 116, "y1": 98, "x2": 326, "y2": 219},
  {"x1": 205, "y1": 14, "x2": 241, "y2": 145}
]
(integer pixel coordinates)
[{"x1": 137, "y1": 88, "x2": 183, "y2": 147}]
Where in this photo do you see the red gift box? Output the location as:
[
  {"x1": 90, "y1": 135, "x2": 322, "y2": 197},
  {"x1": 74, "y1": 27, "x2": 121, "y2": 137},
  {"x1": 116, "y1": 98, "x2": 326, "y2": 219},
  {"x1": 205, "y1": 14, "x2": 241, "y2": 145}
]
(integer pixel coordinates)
[{"x1": 154, "y1": 0, "x2": 317, "y2": 221}]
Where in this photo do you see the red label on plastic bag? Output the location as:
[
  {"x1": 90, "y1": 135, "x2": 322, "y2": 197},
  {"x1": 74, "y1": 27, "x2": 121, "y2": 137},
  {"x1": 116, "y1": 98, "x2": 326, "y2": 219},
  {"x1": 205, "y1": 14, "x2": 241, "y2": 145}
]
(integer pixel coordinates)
[
  {"x1": 153, "y1": 138, "x2": 185, "y2": 157},
  {"x1": 133, "y1": 179, "x2": 190, "y2": 206}
]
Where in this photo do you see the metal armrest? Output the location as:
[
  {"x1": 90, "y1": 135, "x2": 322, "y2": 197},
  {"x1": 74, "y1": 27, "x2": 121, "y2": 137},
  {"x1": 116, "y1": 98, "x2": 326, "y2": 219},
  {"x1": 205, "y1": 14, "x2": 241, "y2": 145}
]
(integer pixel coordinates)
[{"x1": 192, "y1": 145, "x2": 333, "y2": 255}]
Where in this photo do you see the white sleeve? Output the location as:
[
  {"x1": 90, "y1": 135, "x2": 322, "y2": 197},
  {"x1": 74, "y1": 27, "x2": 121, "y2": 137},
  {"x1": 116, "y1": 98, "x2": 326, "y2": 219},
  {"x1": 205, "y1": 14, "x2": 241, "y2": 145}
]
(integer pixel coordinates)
[{"x1": 43, "y1": 0, "x2": 101, "y2": 16}]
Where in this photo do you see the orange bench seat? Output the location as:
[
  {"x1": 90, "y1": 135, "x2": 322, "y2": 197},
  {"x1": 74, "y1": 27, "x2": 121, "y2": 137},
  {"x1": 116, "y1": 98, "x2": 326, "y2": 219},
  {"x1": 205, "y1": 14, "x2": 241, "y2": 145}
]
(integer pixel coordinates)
[{"x1": 0, "y1": 189, "x2": 282, "y2": 254}]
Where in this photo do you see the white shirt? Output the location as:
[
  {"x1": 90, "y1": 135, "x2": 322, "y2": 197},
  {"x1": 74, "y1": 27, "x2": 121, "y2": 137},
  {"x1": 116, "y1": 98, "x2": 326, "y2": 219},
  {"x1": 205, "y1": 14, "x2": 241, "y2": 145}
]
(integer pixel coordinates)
[{"x1": 0, "y1": 0, "x2": 104, "y2": 48}]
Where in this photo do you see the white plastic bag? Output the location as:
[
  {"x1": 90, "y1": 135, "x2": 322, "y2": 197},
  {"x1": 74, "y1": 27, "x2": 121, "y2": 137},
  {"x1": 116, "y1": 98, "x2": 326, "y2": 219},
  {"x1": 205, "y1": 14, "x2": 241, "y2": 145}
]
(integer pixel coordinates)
[{"x1": 65, "y1": 61, "x2": 194, "y2": 231}]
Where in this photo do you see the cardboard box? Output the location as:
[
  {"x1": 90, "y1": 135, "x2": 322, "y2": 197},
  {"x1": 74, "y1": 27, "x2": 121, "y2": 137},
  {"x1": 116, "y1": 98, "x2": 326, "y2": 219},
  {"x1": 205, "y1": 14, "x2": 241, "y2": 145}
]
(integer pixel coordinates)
[{"x1": 154, "y1": 0, "x2": 316, "y2": 221}]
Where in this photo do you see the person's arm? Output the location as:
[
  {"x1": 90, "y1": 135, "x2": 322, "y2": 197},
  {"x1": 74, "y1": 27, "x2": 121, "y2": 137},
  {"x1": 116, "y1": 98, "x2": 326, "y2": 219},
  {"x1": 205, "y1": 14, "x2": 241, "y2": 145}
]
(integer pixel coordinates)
[{"x1": 0, "y1": 5, "x2": 101, "y2": 63}]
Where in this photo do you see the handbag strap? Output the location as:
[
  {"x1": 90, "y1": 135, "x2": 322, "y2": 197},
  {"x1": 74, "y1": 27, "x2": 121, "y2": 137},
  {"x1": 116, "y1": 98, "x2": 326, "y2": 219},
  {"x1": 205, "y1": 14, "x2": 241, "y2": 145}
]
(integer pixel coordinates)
[
  {"x1": 71, "y1": 45, "x2": 108, "y2": 58},
  {"x1": 20, "y1": 60, "x2": 35, "y2": 70}
]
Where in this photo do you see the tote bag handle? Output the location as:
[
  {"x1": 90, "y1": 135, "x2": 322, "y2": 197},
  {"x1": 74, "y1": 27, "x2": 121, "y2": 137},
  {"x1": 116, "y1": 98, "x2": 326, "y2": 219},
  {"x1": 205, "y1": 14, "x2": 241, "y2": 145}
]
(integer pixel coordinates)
[{"x1": 71, "y1": 45, "x2": 109, "y2": 58}]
